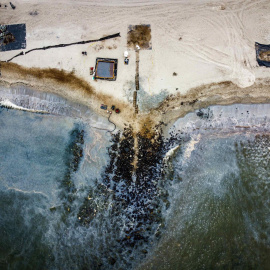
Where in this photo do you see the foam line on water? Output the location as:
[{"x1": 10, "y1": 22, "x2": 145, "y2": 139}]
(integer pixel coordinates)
[
  {"x1": 6, "y1": 187, "x2": 48, "y2": 198},
  {"x1": 163, "y1": 144, "x2": 180, "y2": 163},
  {"x1": 0, "y1": 85, "x2": 114, "y2": 131},
  {"x1": 0, "y1": 99, "x2": 49, "y2": 114},
  {"x1": 171, "y1": 103, "x2": 270, "y2": 136}
]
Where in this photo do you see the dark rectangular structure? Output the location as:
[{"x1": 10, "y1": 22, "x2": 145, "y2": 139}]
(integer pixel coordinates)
[
  {"x1": 255, "y1": 42, "x2": 270, "y2": 67},
  {"x1": 94, "y1": 58, "x2": 118, "y2": 81},
  {"x1": 0, "y1": 24, "x2": 26, "y2": 52}
]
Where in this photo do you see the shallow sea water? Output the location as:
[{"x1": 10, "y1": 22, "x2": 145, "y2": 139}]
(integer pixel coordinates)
[
  {"x1": 0, "y1": 108, "x2": 74, "y2": 269},
  {"x1": 139, "y1": 104, "x2": 270, "y2": 270},
  {"x1": 0, "y1": 107, "x2": 112, "y2": 270},
  {"x1": 0, "y1": 99, "x2": 270, "y2": 270},
  {"x1": 140, "y1": 132, "x2": 270, "y2": 269}
]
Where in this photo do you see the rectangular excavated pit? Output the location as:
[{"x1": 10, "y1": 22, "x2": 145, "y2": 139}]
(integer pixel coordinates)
[
  {"x1": 127, "y1": 24, "x2": 152, "y2": 50},
  {"x1": 94, "y1": 58, "x2": 118, "y2": 81}
]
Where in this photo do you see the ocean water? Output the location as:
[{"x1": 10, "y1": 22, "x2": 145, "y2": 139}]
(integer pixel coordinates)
[
  {"x1": 0, "y1": 96, "x2": 270, "y2": 270},
  {"x1": 140, "y1": 132, "x2": 270, "y2": 269},
  {"x1": 0, "y1": 106, "x2": 112, "y2": 270},
  {"x1": 0, "y1": 108, "x2": 74, "y2": 269},
  {"x1": 139, "y1": 104, "x2": 270, "y2": 270}
]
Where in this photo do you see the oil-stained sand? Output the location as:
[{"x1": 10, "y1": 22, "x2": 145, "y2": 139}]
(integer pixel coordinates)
[
  {"x1": 127, "y1": 25, "x2": 152, "y2": 50},
  {"x1": 259, "y1": 51, "x2": 270, "y2": 62},
  {"x1": 0, "y1": 62, "x2": 136, "y2": 131},
  {"x1": 2, "y1": 62, "x2": 270, "y2": 136}
]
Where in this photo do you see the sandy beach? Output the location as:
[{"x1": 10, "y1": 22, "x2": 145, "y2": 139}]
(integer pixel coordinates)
[{"x1": 1, "y1": 0, "x2": 270, "y2": 133}]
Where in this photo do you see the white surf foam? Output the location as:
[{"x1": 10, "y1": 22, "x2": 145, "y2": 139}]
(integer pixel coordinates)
[{"x1": 0, "y1": 99, "x2": 49, "y2": 114}]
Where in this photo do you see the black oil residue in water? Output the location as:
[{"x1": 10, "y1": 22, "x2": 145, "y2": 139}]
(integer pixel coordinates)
[
  {"x1": 2, "y1": 103, "x2": 270, "y2": 270},
  {"x1": 77, "y1": 126, "x2": 171, "y2": 269}
]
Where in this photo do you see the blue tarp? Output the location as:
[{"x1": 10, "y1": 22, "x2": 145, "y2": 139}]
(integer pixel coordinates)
[
  {"x1": 96, "y1": 61, "x2": 114, "y2": 78},
  {"x1": 0, "y1": 24, "x2": 26, "y2": 52}
]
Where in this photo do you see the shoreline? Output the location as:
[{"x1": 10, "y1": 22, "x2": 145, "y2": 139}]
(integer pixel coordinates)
[{"x1": 1, "y1": 62, "x2": 270, "y2": 137}]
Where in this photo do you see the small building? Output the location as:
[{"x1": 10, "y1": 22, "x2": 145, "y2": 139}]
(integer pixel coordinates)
[{"x1": 94, "y1": 58, "x2": 118, "y2": 81}]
